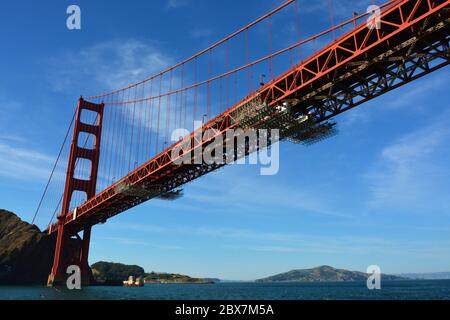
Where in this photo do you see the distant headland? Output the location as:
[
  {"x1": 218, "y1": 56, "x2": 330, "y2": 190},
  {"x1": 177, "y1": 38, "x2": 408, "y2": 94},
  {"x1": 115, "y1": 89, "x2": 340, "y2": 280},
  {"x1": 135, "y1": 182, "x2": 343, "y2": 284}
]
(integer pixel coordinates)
[
  {"x1": 256, "y1": 265, "x2": 405, "y2": 282},
  {"x1": 91, "y1": 261, "x2": 215, "y2": 285},
  {"x1": 0, "y1": 209, "x2": 56, "y2": 285},
  {"x1": 0, "y1": 209, "x2": 215, "y2": 285}
]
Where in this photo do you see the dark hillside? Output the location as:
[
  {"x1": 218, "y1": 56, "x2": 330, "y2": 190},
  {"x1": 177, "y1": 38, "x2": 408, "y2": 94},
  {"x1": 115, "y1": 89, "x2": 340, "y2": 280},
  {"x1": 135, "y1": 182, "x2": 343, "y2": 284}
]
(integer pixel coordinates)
[{"x1": 0, "y1": 209, "x2": 56, "y2": 285}]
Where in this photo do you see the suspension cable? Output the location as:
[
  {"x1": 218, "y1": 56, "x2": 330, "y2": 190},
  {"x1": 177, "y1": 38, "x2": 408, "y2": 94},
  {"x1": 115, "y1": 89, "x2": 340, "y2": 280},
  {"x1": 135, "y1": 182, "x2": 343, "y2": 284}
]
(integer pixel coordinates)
[
  {"x1": 102, "y1": 0, "x2": 399, "y2": 106},
  {"x1": 85, "y1": 0, "x2": 297, "y2": 100},
  {"x1": 32, "y1": 109, "x2": 76, "y2": 225}
]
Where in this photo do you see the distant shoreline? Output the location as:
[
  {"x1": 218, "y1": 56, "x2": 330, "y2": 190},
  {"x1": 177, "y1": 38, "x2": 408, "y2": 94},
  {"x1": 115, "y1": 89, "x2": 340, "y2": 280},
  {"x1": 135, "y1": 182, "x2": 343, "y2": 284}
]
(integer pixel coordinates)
[
  {"x1": 1, "y1": 278, "x2": 450, "y2": 289},
  {"x1": 92, "y1": 278, "x2": 450, "y2": 286}
]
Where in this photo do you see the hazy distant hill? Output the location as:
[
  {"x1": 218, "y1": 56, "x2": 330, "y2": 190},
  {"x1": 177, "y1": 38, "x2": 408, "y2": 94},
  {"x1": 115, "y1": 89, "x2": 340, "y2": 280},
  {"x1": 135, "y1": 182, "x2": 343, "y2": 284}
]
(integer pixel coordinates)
[
  {"x1": 399, "y1": 272, "x2": 450, "y2": 280},
  {"x1": 0, "y1": 209, "x2": 55, "y2": 285},
  {"x1": 256, "y1": 266, "x2": 405, "y2": 282}
]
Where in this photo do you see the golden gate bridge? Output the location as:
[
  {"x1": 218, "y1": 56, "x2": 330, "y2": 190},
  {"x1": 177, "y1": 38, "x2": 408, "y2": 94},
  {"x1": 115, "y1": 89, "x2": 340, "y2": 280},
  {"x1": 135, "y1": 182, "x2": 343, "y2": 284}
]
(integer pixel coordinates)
[{"x1": 31, "y1": 0, "x2": 450, "y2": 285}]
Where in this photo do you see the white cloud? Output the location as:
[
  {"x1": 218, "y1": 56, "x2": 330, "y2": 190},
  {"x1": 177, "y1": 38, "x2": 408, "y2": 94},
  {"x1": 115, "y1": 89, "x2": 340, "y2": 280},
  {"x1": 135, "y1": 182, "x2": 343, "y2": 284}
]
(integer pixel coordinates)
[
  {"x1": 384, "y1": 71, "x2": 450, "y2": 110},
  {"x1": 300, "y1": 0, "x2": 374, "y2": 18},
  {"x1": 167, "y1": 0, "x2": 189, "y2": 9},
  {"x1": 190, "y1": 27, "x2": 214, "y2": 39},
  {"x1": 0, "y1": 140, "x2": 55, "y2": 181},
  {"x1": 48, "y1": 38, "x2": 182, "y2": 149},
  {"x1": 95, "y1": 236, "x2": 182, "y2": 250},
  {"x1": 49, "y1": 39, "x2": 174, "y2": 95},
  {"x1": 0, "y1": 134, "x2": 26, "y2": 143},
  {"x1": 366, "y1": 116, "x2": 450, "y2": 211},
  {"x1": 184, "y1": 167, "x2": 351, "y2": 219},
  {"x1": 0, "y1": 95, "x2": 23, "y2": 129},
  {"x1": 339, "y1": 107, "x2": 371, "y2": 128}
]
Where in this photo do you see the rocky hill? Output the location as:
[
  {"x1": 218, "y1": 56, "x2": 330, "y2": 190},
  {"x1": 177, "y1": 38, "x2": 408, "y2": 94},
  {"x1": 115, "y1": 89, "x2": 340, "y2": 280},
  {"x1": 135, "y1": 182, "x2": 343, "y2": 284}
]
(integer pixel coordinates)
[
  {"x1": 0, "y1": 209, "x2": 56, "y2": 285},
  {"x1": 256, "y1": 265, "x2": 405, "y2": 282},
  {"x1": 0, "y1": 210, "x2": 213, "y2": 286},
  {"x1": 144, "y1": 271, "x2": 213, "y2": 284},
  {"x1": 91, "y1": 261, "x2": 146, "y2": 281},
  {"x1": 91, "y1": 261, "x2": 213, "y2": 284}
]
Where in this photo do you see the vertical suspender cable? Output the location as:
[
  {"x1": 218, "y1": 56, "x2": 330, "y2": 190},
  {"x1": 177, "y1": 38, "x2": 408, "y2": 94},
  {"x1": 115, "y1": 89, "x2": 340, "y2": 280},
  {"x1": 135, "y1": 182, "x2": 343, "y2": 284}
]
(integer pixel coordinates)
[
  {"x1": 128, "y1": 85, "x2": 138, "y2": 171},
  {"x1": 136, "y1": 82, "x2": 146, "y2": 167},
  {"x1": 148, "y1": 80, "x2": 154, "y2": 159},
  {"x1": 294, "y1": 0, "x2": 302, "y2": 61},
  {"x1": 156, "y1": 75, "x2": 163, "y2": 155},
  {"x1": 329, "y1": 0, "x2": 336, "y2": 39},
  {"x1": 166, "y1": 70, "x2": 173, "y2": 147},
  {"x1": 268, "y1": 15, "x2": 274, "y2": 79},
  {"x1": 193, "y1": 58, "x2": 198, "y2": 129}
]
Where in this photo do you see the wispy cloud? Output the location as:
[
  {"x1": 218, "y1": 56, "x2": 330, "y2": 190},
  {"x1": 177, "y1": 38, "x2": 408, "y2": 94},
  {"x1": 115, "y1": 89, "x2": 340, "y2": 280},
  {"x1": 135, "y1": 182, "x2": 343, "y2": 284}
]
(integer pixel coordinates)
[
  {"x1": 106, "y1": 221, "x2": 450, "y2": 257},
  {"x1": 300, "y1": 0, "x2": 374, "y2": 18},
  {"x1": 0, "y1": 140, "x2": 55, "y2": 181},
  {"x1": 366, "y1": 115, "x2": 450, "y2": 211},
  {"x1": 0, "y1": 95, "x2": 24, "y2": 130},
  {"x1": 190, "y1": 27, "x2": 214, "y2": 39},
  {"x1": 0, "y1": 134, "x2": 26, "y2": 143},
  {"x1": 185, "y1": 168, "x2": 351, "y2": 219},
  {"x1": 106, "y1": 221, "x2": 315, "y2": 244},
  {"x1": 48, "y1": 39, "x2": 173, "y2": 95},
  {"x1": 384, "y1": 71, "x2": 450, "y2": 110},
  {"x1": 167, "y1": 0, "x2": 189, "y2": 9},
  {"x1": 96, "y1": 236, "x2": 182, "y2": 250},
  {"x1": 248, "y1": 238, "x2": 450, "y2": 257},
  {"x1": 339, "y1": 107, "x2": 371, "y2": 128},
  {"x1": 47, "y1": 38, "x2": 183, "y2": 145}
]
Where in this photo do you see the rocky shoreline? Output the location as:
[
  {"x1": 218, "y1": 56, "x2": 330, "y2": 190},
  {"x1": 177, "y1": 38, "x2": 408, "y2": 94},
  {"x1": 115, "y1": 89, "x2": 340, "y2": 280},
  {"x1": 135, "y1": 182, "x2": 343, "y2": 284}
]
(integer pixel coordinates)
[
  {"x1": 92, "y1": 261, "x2": 214, "y2": 285},
  {"x1": 0, "y1": 210, "x2": 214, "y2": 286},
  {"x1": 0, "y1": 209, "x2": 56, "y2": 285}
]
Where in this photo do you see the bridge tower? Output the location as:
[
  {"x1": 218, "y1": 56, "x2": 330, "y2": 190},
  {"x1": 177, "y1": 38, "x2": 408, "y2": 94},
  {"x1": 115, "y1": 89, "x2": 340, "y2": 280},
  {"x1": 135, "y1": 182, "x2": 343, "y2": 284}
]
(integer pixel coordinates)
[{"x1": 47, "y1": 97, "x2": 104, "y2": 287}]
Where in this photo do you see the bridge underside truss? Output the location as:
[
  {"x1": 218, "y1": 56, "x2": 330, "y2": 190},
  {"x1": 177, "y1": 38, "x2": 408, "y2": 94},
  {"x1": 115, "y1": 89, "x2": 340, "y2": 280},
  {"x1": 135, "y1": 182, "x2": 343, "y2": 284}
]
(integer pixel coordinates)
[{"x1": 297, "y1": 15, "x2": 450, "y2": 123}]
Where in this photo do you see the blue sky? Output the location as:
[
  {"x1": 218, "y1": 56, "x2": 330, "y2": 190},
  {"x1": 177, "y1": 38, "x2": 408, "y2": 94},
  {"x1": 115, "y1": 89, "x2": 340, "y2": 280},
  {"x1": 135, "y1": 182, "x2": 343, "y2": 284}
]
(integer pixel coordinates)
[{"x1": 0, "y1": 0, "x2": 449, "y2": 280}]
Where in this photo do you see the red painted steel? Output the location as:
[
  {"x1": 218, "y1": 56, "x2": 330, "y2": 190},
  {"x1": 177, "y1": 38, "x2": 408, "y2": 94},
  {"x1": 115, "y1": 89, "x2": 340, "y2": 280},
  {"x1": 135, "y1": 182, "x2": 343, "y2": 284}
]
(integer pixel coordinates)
[{"x1": 47, "y1": 98, "x2": 104, "y2": 286}]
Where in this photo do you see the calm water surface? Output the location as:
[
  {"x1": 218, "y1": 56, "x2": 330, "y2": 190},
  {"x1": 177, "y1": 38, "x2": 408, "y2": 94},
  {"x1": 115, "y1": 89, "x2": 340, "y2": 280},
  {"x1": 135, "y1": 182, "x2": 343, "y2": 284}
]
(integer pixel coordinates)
[{"x1": 1, "y1": 280, "x2": 449, "y2": 300}]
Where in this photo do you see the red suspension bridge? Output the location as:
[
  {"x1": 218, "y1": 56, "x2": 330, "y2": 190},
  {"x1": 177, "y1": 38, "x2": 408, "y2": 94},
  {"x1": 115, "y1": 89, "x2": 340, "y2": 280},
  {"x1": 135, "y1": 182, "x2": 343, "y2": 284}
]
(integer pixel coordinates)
[{"x1": 32, "y1": 0, "x2": 450, "y2": 286}]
